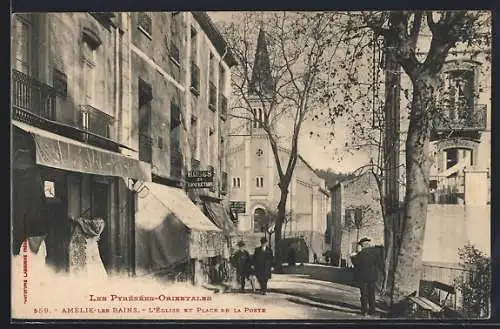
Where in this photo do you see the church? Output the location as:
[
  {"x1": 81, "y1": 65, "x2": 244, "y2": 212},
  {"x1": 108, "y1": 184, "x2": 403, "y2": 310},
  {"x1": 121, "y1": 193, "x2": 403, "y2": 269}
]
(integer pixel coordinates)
[{"x1": 227, "y1": 29, "x2": 330, "y2": 263}]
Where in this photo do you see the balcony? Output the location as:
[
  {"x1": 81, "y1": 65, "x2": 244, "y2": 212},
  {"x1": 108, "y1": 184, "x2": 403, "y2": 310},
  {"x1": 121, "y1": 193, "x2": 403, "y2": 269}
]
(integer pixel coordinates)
[
  {"x1": 209, "y1": 82, "x2": 217, "y2": 111},
  {"x1": 190, "y1": 62, "x2": 200, "y2": 96},
  {"x1": 170, "y1": 144, "x2": 183, "y2": 179},
  {"x1": 219, "y1": 93, "x2": 228, "y2": 121},
  {"x1": 220, "y1": 171, "x2": 228, "y2": 195},
  {"x1": 432, "y1": 105, "x2": 487, "y2": 140},
  {"x1": 12, "y1": 69, "x2": 56, "y2": 121},
  {"x1": 12, "y1": 69, "x2": 123, "y2": 153}
]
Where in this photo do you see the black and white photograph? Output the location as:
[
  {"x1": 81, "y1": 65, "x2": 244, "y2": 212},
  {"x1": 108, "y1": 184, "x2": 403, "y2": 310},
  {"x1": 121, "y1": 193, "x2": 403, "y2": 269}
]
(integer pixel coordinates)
[{"x1": 11, "y1": 10, "x2": 491, "y2": 320}]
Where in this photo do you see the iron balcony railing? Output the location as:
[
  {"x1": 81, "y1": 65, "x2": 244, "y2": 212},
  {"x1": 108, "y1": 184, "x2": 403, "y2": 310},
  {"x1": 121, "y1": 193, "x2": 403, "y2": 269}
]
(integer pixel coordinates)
[
  {"x1": 190, "y1": 62, "x2": 200, "y2": 95},
  {"x1": 139, "y1": 134, "x2": 153, "y2": 163},
  {"x1": 12, "y1": 69, "x2": 56, "y2": 120},
  {"x1": 170, "y1": 143, "x2": 183, "y2": 179},
  {"x1": 209, "y1": 82, "x2": 217, "y2": 111},
  {"x1": 79, "y1": 104, "x2": 114, "y2": 139},
  {"x1": 433, "y1": 105, "x2": 487, "y2": 132},
  {"x1": 219, "y1": 93, "x2": 228, "y2": 121}
]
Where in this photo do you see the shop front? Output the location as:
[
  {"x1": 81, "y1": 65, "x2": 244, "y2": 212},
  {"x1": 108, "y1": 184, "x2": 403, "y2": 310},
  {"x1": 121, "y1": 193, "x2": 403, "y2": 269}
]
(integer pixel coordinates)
[
  {"x1": 133, "y1": 182, "x2": 225, "y2": 285},
  {"x1": 12, "y1": 121, "x2": 151, "y2": 276}
]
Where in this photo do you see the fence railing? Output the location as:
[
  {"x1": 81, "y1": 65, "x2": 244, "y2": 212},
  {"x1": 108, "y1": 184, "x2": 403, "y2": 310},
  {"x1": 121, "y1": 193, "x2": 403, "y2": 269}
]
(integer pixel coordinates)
[{"x1": 79, "y1": 104, "x2": 114, "y2": 139}]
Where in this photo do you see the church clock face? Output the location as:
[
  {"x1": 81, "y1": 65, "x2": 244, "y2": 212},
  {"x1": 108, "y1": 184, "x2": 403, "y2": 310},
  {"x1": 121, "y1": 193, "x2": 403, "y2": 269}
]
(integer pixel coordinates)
[{"x1": 256, "y1": 149, "x2": 263, "y2": 157}]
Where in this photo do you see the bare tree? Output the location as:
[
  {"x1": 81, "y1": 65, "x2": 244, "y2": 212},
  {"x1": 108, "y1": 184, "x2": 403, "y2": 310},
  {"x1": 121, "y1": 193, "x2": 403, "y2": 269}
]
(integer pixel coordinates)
[
  {"x1": 220, "y1": 12, "x2": 352, "y2": 270},
  {"x1": 357, "y1": 11, "x2": 490, "y2": 305}
]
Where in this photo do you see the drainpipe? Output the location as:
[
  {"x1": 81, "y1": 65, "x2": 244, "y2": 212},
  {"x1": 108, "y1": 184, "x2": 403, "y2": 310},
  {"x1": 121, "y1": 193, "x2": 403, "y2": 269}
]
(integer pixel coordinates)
[{"x1": 115, "y1": 22, "x2": 120, "y2": 145}]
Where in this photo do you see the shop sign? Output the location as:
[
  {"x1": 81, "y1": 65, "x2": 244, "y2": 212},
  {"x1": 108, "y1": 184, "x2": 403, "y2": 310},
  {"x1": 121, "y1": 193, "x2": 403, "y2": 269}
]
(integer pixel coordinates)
[{"x1": 230, "y1": 201, "x2": 246, "y2": 214}]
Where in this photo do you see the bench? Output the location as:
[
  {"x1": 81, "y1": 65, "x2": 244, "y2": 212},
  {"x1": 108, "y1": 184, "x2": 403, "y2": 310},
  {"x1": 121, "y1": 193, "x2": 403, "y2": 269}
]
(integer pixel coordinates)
[
  {"x1": 408, "y1": 281, "x2": 457, "y2": 318},
  {"x1": 432, "y1": 281, "x2": 457, "y2": 310}
]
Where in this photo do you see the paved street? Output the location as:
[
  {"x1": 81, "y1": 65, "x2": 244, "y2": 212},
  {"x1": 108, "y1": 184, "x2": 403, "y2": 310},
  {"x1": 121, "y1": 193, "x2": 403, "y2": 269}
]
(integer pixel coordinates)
[{"x1": 216, "y1": 265, "x2": 386, "y2": 320}]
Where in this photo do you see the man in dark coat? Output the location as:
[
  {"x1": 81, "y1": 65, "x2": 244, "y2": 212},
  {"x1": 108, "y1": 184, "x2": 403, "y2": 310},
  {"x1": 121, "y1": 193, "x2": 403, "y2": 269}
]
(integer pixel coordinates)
[
  {"x1": 230, "y1": 240, "x2": 252, "y2": 291},
  {"x1": 351, "y1": 237, "x2": 382, "y2": 316},
  {"x1": 253, "y1": 237, "x2": 274, "y2": 295}
]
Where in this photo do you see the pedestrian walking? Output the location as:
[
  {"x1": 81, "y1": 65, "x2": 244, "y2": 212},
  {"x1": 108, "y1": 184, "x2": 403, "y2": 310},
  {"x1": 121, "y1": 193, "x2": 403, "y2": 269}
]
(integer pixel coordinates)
[
  {"x1": 253, "y1": 237, "x2": 274, "y2": 295},
  {"x1": 313, "y1": 252, "x2": 318, "y2": 264},
  {"x1": 230, "y1": 240, "x2": 252, "y2": 292},
  {"x1": 350, "y1": 237, "x2": 382, "y2": 316}
]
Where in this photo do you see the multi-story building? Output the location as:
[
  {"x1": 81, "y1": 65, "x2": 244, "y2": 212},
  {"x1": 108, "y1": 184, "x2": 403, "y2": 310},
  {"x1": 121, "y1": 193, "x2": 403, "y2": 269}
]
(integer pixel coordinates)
[
  {"x1": 11, "y1": 12, "x2": 237, "y2": 285},
  {"x1": 228, "y1": 29, "x2": 330, "y2": 262},
  {"x1": 11, "y1": 12, "x2": 150, "y2": 276},
  {"x1": 129, "y1": 11, "x2": 238, "y2": 284}
]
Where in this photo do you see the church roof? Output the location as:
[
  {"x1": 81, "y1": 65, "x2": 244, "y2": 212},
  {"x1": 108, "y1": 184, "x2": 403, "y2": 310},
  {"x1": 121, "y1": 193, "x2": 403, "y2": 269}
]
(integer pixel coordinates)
[{"x1": 248, "y1": 28, "x2": 274, "y2": 96}]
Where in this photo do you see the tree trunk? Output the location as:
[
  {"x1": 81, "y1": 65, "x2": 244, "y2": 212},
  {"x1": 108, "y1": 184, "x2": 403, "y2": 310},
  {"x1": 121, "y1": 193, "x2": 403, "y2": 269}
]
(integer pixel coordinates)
[
  {"x1": 274, "y1": 188, "x2": 289, "y2": 273},
  {"x1": 391, "y1": 76, "x2": 435, "y2": 305}
]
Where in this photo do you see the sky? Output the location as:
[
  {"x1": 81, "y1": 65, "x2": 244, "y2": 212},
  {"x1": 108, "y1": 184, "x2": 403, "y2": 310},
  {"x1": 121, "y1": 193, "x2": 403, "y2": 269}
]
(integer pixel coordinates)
[{"x1": 208, "y1": 12, "x2": 371, "y2": 173}]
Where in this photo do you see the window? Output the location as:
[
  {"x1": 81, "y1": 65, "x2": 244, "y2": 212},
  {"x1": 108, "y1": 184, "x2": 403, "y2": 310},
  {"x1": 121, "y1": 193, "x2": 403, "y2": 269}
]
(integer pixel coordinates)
[
  {"x1": 255, "y1": 176, "x2": 264, "y2": 188},
  {"x1": 82, "y1": 41, "x2": 96, "y2": 105},
  {"x1": 53, "y1": 69, "x2": 68, "y2": 98},
  {"x1": 445, "y1": 147, "x2": 473, "y2": 170},
  {"x1": 14, "y1": 15, "x2": 30, "y2": 74},
  {"x1": 138, "y1": 12, "x2": 152, "y2": 37},
  {"x1": 233, "y1": 177, "x2": 241, "y2": 188},
  {"x1": 191, "y1": 115, "x2": 198, "y2": 158}
]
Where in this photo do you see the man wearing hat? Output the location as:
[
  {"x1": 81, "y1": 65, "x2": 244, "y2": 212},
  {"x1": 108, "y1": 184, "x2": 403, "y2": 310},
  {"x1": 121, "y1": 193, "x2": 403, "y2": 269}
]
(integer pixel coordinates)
[
  {"x1": 351, "y1": 237, "x2": 381, "y2": 316},
  {"x1": 230, "y1": 240, "x2": 252, "y2": 291},
  {"x1": 253, "y1": 237, "x2": 274, "y2": 295}
]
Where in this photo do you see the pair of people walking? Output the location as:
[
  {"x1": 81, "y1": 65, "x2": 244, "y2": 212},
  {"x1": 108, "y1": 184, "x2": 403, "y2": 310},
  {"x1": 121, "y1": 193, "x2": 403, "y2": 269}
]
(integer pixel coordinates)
[{"x1": 231, "y1": 237, "x2": 274, "y2": 295}]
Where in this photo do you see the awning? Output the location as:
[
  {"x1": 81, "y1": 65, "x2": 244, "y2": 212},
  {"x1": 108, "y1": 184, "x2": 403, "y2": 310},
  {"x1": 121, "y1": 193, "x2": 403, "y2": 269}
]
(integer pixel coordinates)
[
  {"x1": 135, "y1": 182, "x2": 221, "y2": 232},
  {"x1": 204, "y1": 201, "x2": 237, "y2": 235},
  {"x1": 12, "y1": 120, "x2": 151, "y2": 182}
]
